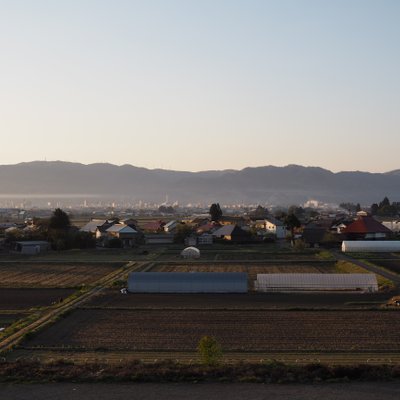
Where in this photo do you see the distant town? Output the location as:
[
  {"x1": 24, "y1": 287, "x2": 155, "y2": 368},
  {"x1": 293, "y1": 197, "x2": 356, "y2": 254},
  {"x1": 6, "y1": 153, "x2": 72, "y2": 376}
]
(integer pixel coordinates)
[{"x1": 1, "y1": 195, "x2": 400, "y2": 254}]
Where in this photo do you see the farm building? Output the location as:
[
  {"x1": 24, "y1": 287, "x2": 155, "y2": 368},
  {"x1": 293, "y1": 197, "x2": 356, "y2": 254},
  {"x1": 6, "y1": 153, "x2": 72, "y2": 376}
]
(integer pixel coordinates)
[
  {"x1": 254, "y1": 273, "x2": 378, "y2": 292},
  {"x1": 128, "y1": 272, "x2": 248, "y2": 293},
  {"x1": 181, "y1": 246, "x2": 201, "y2": 259},
  {"x1": 342, "y1": 240, "x2": 400, "y2": 253},
  {"x1": 13, "y1": 241, "x2": 51, "y2": 255}
]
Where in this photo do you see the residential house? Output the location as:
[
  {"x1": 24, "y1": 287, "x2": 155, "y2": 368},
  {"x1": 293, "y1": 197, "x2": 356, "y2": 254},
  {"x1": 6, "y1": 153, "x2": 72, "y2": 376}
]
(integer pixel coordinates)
[
  {"x1": 379, "y1": 219, "x2": 400, "y2": 233},
  {"x1": 213, "y1": 225, "x2": 252, "y2": 243},
  {"x1": 164, "y1": 220, "x2": 178, "y2": 233},
  {"x1": 342, "y1": 215, "x2": 392, "y2": 240},
  {"x1": 141, "y1": 220, "x2": 166, "y2": 233},
  {"x1": 80, "y1": 219, "x2": 115, "y2": 239},
  {"x1": 263, "y1": 217, "x2": 287, "y2": 239},
  {"x1": 106, "y1": 224, "x2": 139, "y2": 247},
  {"x1": 219, "y1": 216, "x2": 247, "y2": 227}
]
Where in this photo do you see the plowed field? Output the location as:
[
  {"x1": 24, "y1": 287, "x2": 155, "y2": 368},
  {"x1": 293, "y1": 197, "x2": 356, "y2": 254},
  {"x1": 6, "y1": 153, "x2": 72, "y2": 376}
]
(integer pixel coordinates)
[
  {"x1": 26, "y1": 309, "x2": 400, "y2": 352},
  {"x1": 0, "y1": 263, "x2": 121, "y2": 288}
]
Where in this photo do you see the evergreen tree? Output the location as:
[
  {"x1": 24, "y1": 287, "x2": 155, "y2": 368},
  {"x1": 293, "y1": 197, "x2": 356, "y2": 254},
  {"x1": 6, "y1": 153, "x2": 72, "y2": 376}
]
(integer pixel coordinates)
[
  {"x1": 49, "y1": 208, "x2": 70, "y2": 230},
  {"x1": 209, "y1": 203, "x2": 223, "y2": 221}
]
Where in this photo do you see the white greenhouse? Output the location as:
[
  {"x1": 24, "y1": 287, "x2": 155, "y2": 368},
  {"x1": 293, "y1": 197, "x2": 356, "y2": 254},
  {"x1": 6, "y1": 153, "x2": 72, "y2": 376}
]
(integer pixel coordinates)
[
  {"x1": 128, "y1": 272, "x2": 248, "y2": 293},
  {"x1": 180, "y1": 246, "x2": 201, "y2": 259},
  {"x1": 254, "y1": 273, "x2": 378, "y2": 292},
  {"x1": 342, "y1": 240, "x2": 400, "y2": 253}
]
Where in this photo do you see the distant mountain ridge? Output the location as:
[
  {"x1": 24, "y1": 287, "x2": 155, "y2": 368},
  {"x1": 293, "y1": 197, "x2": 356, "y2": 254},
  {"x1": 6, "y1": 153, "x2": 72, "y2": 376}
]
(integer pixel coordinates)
[{"x1": 0, "y1": 161, "x2": 400, "y2": 205}]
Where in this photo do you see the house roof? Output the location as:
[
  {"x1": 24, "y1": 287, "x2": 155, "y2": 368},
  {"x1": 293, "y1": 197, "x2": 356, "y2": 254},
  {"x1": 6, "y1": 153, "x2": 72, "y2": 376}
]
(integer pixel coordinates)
[
  {"x1": 265, "y1": 217, "x2": 285, "y2": 227},
  {"x1": 342, "y1": 216, "x2": 392, "y2": 234},
  {"x1": 80, "y1": 219, "x2": 108, "y2": 232},
  {"x1": 196, "y1": 222, "x2": 219, "y2": 233},
  {"x1": 164, "y1": 220, "x2": 177, "y2": 228},
  {"x1": 106, "y1": 224, "x2": 138, "y2": 234},
  {"x1": 16, "y1": 241, "x2": 50, "y2": 246},
  {"x1": 142, "y1": 221, "x2": 165, "y2": 231},
  {"x1": 213, "y1": 225, "x2": 249, "y2": 237}
]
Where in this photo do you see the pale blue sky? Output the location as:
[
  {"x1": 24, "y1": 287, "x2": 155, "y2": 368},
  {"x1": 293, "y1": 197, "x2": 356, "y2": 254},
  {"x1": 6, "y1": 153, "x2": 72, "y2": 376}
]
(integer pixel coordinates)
[{"x1": 0, "y1": 0, "x2": 399, "y2": 172}]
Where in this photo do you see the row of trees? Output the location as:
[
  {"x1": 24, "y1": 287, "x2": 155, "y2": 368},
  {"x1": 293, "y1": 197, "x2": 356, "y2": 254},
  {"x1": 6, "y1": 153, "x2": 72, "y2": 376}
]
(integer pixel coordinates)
[
  {"x1": 370, "y1": 197, "x2": 400, "y2": 217},
  {"x1": 340, "y1": 197, "x2": 400, "y2": 217}
]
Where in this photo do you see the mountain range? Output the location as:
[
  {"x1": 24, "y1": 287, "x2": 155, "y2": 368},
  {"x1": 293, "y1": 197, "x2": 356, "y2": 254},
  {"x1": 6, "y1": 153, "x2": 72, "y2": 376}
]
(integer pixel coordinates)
[{"x1": 1, "y1": 161, "x2": 400, "y2": 206}]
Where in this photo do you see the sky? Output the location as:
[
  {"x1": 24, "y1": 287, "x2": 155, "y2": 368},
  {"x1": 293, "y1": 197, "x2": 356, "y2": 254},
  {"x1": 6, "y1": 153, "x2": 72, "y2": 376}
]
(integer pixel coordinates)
[{"x1": 0, "y1": 0, "x2": 399, "y2": 173}]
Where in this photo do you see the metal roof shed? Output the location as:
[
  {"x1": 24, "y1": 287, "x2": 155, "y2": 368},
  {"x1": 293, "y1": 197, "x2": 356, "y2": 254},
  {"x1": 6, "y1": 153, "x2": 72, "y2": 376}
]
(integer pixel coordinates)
[
  {"x1": 255, "y1": 273, "x2": 378, "y2": 292},
  {"x1": 128, "y1": 272, "x2": 248, "y2": 293}
]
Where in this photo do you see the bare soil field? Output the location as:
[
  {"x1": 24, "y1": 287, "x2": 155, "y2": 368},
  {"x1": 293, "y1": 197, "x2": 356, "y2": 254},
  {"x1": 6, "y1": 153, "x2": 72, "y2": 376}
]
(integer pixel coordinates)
[
  {"x1": 0, "y1": 263, "x2": 122, "y2": 288},
  {"x1": 155, "y1": 251, "x2": 321, "y2": 262},
  {"x1": 84, "y1": 290, "x2": 393, "y2": 309},
  {"x1": 0, "y1": 288, "x2": 76, "y2": 310},
  {"x1": 25, "y1": 309, "x2": 400, "y2": 352}
]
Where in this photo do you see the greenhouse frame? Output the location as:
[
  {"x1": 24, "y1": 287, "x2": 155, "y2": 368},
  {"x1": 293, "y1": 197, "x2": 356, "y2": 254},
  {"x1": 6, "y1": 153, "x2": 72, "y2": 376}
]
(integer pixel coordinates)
[
  {"x1": 254, "y1": 273, "x2": 378, "y2": 292},
  {"x1": 128, "y1": 272, "x2": 248, "y2": 293},
  {"x1": 342, "y1": 240, "x2": 400, "y2": 253}
]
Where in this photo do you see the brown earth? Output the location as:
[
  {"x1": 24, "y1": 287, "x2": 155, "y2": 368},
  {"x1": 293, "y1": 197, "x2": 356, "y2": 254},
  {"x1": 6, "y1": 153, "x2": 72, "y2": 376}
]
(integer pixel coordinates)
[
  {"x1": 84, "y1": 290, "x2": 393, "y2": 309},
  {"x1": 0, "y1": 263, "x2": 122, "y2": 288},
  {"x1": 25, "y1": 309, "x2": 400, "y2": 352},
  {"x1": 0, "y1": 288, "x2": 76, "y2": 310}
]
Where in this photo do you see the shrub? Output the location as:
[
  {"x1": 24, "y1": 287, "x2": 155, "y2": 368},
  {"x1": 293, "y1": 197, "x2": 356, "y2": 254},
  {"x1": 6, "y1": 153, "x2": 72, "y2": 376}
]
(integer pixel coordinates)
[{"x1": 197, "y1": 336, "x2": 222, "y2": 366}]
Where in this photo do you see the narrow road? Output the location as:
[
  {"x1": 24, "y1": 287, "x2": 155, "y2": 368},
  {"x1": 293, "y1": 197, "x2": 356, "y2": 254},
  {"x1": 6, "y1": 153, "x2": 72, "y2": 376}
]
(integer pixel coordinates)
[
  {"x1": 334, "y1": 252, "x2": 400, "y2": 287},
  {"x1": 0, "y1": 261, "x2": 148, "y2": 354}
]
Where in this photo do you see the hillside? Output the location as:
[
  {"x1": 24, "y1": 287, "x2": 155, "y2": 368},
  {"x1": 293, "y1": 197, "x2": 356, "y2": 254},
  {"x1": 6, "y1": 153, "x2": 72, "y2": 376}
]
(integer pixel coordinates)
[{"x1": 0, "y1": 161, "x2": 399, "y2": 205}]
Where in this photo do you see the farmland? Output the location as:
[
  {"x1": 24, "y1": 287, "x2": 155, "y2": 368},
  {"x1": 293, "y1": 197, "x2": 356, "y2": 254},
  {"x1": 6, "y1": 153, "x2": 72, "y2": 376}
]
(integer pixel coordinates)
[
  {"x1": 0, "y1": 262, "x2": 122, "y2": 288},
  {"x1": 0, "y1": 313, "x2": 27, "y2": 329},
  {"x1": 25, "y1": 309, "x2": 400, "y2": 353},
  {"x1": 84, "y1": 291, "x2": 393, "y2": 310},
  {"x1": 154, "y1": 248, "x2": 322, "y2": 262},
  {"x1": 1, "y1": 246, "x2": 399, "y2": 367},
  {"x1": 0, "y1": 288, "x2": 76, "y2": 310}
]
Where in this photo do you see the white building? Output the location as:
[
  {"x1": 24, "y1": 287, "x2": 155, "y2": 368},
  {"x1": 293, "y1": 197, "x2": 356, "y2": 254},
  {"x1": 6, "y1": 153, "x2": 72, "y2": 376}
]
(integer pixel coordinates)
[
  {"x1": 263, "y1": 217, "x2": 287, "y2": 239},
  {"x1": 164, "y1": 220, "x2": 178, "y2": 233},
  {"x1": 381, "y1": 220, "x2": 400, "y2": 233}
]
